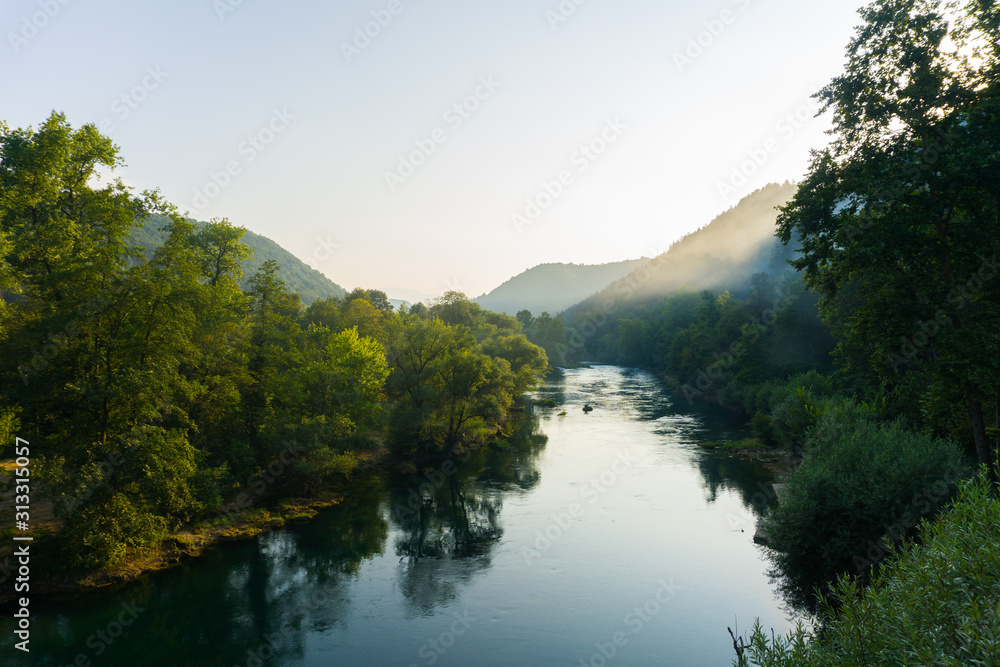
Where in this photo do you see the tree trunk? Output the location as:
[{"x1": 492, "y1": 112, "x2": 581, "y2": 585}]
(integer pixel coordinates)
[{"x1": 970, "y1": 396, "x2": 998, "y2": 488}]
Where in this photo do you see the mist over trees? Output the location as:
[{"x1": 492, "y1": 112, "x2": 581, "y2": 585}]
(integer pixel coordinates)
[{"x1": 566, "y1": 183, "x2": 799, "y2": 318}]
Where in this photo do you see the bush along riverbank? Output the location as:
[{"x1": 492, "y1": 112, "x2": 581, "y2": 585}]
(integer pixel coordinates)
[
  {"x1": 723, "y1": 1, "x2": 1000, "y2": 661},
  {"x1": 0, "y1": 423, "x2": 530, "y2": 607}
]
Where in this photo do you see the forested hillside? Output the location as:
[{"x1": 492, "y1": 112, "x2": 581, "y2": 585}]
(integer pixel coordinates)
[
  {"x1": 566, "y1": 182, "x2": 798, "y2": 317},
  {"x1": 131, "y1": 214, "x2": 348, "y2": 305}
]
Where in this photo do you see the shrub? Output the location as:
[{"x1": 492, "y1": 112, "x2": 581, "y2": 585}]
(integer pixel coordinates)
[
  {"x1": 743, "y1": 373, "x2": 839, "y2": 449},
  {"x1": 751, "y1": 411, "x2": 776, "y2": 445},
  {"x1": 744, "y1": 380, "x2": 778, "y2": 417},
  {"x1": 769, "y1": 387, "x2": 823, "y2": 449},
  {"x1": 761, "y1": 419, "x2": 966, "y2": 598},
  {"x1": 718, "y1": 378, "x2": 748, "y2": 411},
  {"x1": 804, "y1": 397, "x2": 877, "y2": 453},
  {"x1": 61, "y1": 493, "x2": 168, "y2": 570},
  {"x1": 736, "y1": 477, "x2": 1000, "y2": 666}
]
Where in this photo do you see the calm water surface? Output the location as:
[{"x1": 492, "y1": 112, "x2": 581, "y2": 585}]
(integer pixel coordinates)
[{"x1": 4, "y1": 365, "x2": 801, "y2": 666}]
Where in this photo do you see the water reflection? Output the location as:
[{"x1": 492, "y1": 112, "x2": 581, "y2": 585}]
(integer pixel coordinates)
[
  {"x1": 694, "y1": 450, "x2": 776, "y2": 509},
  {"x1": 388, "y1": 414, "x2": 547, "y2": 614},
  {"x1": 472, "y1": 415, "x2": 548, "y2": 492},
  {"x1": 2, "y1": 368, "x2": 801, "y2": 667}
]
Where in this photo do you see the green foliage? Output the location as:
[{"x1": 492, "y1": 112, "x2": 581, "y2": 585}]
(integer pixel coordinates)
[
  {"x1": 737, "y1": 477, "x2": 1000, "y2": 666},
  {"x1": 522, "y1": 311, "x2": 567, "y2": 366},
  {"x1": 769, "y1": 389, "x2": 821, "y2": 449},
  {"x1": 762, "y1": 418, "x2": 965, "y2": 599},
  {"x1": 558, "y1": 271, "x2": 835, "y2": 411},
  {"x1": 61, "y1": 493, "x2": 168, "y2": 570},
  {"x1": 0, "y1": 115, "x2": 539, "y2": 575},
  {"x1": 776, "y1": 0, "x2": 1000, "y2": 473},
  {"x1": 0, "y1": 405, "x2": 19, "y2": 457},
  {"x1": 751, "y1": 411, "x2": 775, "y2": 445},
  {"x1": 744, "y1": 372, "x2": 835, "y2": 448},
  {"x1": 130, "y1": 213, "x2": 347, "y2": 304},
  {"x1": 384, "y1": 299, "x2": 544, "y2": 459}
]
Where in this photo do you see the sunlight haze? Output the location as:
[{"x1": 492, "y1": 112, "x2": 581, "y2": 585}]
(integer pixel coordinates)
[{"x1": 2, "y1": 0, "x2": 867, "y2": 297}]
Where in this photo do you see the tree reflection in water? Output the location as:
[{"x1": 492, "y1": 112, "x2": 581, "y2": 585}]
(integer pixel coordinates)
[
  {"x1": 390, "y1": 413, "x2": 547, "y2": 614},
  {"x1": 692, "y1": 448, "x2": 821, "y2": 617}
]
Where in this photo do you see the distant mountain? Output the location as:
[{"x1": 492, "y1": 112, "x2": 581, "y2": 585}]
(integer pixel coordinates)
[
  {"x1": 474, "y1": 259, "x2": 650, "y2": 316},
  {"x1": 565, "y1": 182, "x2": 798, "y2": 316},
  {"x1": 130, "y1": 215, "x2": 348, "y2": 305}
]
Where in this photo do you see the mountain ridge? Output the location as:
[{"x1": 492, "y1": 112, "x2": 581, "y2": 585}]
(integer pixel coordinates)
[
  {"x1": 473, "y1": 258, "x2": 650, "y2": 316},
  {"x1": 564, "y1": 182, "x2": 799, "y2": 316}
]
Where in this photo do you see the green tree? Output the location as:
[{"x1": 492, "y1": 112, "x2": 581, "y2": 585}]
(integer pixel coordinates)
[
  {"x1": 777, "y1": 0, "x2": 1000, "y2": 480},
  {"x1": 385, "y1": 316, "x2": 520, "y2": 457},
  {"x1": 190, "y1": 217, "x2": 253, "y2": 287},
  {"x1": 0, "y1": 113, "x2": 211, "y2": 567},
  {"x1": 479, "y1": 332, "x2": 548, "y2": 399}
]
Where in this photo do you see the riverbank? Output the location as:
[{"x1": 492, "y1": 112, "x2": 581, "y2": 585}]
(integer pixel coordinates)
[
  {"x1": 1, "y1": 364, "x2": 800, "y2": 665},
  {"x1": 696, "y1": 438, "x2": 800, "y2": 479},
  {"x1": 0, "y1": 444, "x2": 402, "y2": 606},
  {"x1": 0, "y1": 438, "x2": 495, "y2": 606},
  {"x1": 0, "y1": 484, "x2": 346, "y2": 607}
]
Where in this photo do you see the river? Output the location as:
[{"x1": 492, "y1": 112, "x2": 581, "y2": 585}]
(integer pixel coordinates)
[{"x1": 3, "y1": 365, "x2": 801, "y2": 666}]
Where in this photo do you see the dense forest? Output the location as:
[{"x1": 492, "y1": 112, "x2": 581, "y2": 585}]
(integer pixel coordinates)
[
  {"x1": 0, "y1": 116, "x2": 547, "y2": 572},
  {"x1": 520, "y1": 1, "x2": 1000, "y2": 662},
  {"x1": 3, "y1": 0, "x2": 1000, "y2": 663}
]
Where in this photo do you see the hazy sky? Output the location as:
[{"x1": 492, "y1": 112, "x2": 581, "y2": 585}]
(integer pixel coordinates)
[{"x1": 2, "y1": 0, "x2": 868, "y2": 298}]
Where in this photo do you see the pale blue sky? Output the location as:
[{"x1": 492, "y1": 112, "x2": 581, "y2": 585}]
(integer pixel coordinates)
[{"x1": 2, "y1": 0, "x2": 867, "y2": 297}]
